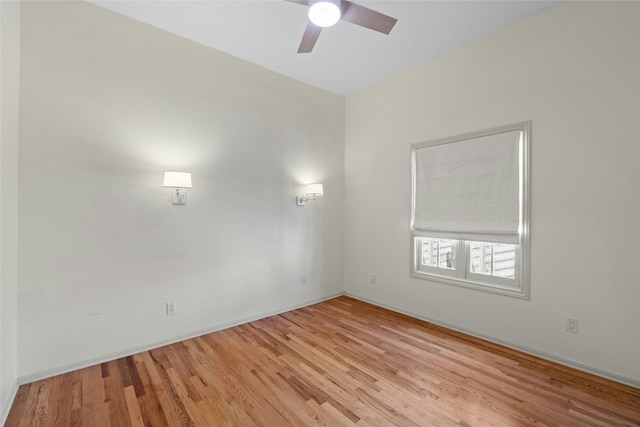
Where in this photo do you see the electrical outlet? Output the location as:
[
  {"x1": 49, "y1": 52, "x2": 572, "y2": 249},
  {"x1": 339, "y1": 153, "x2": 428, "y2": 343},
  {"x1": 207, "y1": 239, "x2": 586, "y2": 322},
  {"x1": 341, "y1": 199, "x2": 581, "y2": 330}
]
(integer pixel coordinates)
[
  {"x1": 166, "y1": 302, "x2": 176, "y2": 315},
  {"x1": 371, "y1": 274, "x2": 377, "y2": 284},
  {"x1": 566, "y1": 317, "x2": 578, "y2": 333},
  {"x1": 301, "y1": 277, "x2": 307, "y2": 286}
]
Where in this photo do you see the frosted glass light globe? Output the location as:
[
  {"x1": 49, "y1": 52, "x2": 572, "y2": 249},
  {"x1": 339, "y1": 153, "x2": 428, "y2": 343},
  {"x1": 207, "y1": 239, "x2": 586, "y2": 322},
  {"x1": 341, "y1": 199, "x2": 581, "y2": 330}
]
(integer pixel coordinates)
[{"x1": 308, "y1": 0, "x2": 341, "y2": 27}]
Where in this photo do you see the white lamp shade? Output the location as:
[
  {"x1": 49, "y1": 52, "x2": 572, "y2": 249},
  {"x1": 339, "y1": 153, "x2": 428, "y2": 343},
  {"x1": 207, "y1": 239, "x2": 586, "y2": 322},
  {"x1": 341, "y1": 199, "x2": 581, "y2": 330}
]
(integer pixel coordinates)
[
  {"x1": 306, "y1": 183, "x2": 324, "y2": 196},
  {"x1": 308, "y1": 0, "x2": 341, "y2": 27},
  {"x1": 163, "y1": 171, "x2": 192, "y2": 188}
]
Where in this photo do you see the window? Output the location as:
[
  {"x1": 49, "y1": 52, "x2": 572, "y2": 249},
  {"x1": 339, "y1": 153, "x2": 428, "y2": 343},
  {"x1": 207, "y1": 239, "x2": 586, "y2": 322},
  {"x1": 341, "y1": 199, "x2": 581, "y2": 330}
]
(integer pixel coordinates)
[{"x1": 410, "y1": 122, "x2": 530, "y2": 298}]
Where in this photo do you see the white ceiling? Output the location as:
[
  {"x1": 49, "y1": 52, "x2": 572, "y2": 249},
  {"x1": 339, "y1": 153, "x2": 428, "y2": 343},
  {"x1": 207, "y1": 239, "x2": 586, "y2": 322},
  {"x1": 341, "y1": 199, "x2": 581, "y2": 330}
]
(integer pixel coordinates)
[{"x1": 89, "y1": 0, "x2": 560, "y2": 96}]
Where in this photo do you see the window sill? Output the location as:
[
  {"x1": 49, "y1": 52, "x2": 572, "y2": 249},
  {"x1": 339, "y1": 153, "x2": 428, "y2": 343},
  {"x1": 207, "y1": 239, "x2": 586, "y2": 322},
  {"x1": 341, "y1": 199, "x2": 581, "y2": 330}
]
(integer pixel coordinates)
[{"x1": 410, "y1": 270, "x2": 529, "y2": 299}]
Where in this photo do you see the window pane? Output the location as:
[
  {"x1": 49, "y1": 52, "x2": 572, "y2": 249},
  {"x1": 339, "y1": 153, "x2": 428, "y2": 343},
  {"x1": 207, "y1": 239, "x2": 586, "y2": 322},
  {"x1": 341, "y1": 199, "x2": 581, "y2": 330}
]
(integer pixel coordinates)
[
  {"x1": 493, "y1": 244, "x2": 516, "y2": 278},
  {"x1": 420, "y1": 238, "x2": 456, "y2": 270},
  {"x1": 421, "y1": 239, "x2": 437, "y2": 266},
  {"x1": 438, "y1": 240, "x2": 456, "y2": 269},
  {"x1": 470, "y1": 242, "x2": 487, "y2": 274},
  {"x1": 469, "y1": 242, "x2": 516, "y2": 279}
]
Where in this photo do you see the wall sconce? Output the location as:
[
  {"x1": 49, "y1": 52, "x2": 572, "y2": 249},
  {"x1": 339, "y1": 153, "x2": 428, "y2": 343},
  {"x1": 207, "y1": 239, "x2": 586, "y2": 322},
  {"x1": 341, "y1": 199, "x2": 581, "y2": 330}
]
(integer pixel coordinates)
[
  {"x1": 296, "y1": 183, "x2": 324, "y2": 206},
  {"x1": 163, "y1": 171, "x2": 192, "y2": 205}
]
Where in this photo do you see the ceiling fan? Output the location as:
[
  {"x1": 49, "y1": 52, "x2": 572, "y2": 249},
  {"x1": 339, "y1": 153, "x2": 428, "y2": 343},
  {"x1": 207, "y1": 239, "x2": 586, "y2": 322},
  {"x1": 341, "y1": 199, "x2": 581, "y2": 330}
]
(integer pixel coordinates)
[{"x1": 286, "y1": 0, "x2": 398, "y2": 53}]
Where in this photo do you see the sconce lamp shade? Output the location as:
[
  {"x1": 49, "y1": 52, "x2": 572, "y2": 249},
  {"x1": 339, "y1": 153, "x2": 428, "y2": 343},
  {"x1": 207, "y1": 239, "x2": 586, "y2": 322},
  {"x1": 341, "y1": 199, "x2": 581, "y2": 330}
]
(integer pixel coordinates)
[
  {"x1": 296, "y1": 182, "x2": 324, "y2": 206},
  {"x1": 163, "y1": 171, "x2": 192, "y2": 188},
  {"x1": 306, "y1": 183, "x2": 324, "y2": 197}
]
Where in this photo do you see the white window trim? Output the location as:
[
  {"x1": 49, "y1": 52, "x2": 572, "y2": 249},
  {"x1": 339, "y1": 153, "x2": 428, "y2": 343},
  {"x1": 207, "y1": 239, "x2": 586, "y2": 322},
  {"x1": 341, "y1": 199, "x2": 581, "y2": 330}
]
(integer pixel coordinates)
[{"x1": 410, "y1": 122, "x2": 531, "y2": 299}]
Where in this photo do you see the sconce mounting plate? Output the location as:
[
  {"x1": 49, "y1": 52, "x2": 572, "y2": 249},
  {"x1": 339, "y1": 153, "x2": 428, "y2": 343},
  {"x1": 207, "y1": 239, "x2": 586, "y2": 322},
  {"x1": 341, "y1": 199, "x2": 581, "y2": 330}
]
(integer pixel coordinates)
[{"x1": 172, "y1": 188, "x2": 187, "y2": 205}]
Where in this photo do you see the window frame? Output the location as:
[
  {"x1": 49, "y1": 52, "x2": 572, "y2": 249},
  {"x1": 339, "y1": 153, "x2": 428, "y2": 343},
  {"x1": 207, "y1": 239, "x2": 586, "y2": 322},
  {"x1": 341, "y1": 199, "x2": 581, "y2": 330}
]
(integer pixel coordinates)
[{"x1": 410, "y1": 122, "x2": 530, "y2": 299}]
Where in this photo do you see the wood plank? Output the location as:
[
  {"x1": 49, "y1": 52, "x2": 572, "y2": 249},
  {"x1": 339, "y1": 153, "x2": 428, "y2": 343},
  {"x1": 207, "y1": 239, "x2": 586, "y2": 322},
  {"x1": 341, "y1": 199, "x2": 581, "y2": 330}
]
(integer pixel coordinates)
[
  {"x1": 83, "y1": 365, "x2": 108, "y2": 426},
  {"x1": 123, "y1": 386, "x2": 144, "y2": 427},
  {"x1": 4, "y1": 383, "x2": 31, "y2": 427},
  {"x1": 6, "y1": 296, "x2": 640, "y2": 426}
]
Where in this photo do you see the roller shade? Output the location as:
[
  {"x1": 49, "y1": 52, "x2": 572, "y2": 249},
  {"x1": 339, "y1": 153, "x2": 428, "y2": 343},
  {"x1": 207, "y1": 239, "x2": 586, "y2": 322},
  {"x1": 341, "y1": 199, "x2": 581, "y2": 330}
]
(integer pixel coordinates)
[{"x1": 412, "y1": 129, "x2": 522, "y2": 244}]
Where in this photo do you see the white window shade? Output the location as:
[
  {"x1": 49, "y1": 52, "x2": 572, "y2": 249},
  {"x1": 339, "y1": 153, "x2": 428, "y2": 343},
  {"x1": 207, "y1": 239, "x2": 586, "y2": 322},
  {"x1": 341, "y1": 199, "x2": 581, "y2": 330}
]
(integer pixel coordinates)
[{"x1": 413, "y1": 129, "x2": 521, "y2": 244}]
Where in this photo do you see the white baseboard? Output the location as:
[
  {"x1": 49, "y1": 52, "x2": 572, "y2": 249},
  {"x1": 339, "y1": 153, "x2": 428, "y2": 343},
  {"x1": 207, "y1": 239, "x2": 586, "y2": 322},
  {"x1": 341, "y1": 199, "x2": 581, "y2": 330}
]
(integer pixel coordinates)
[
  {"x1": 18, "y1": 292, "x2": 344, "y2": 385},
  {"x1": 1, "y1": 379, "x2": 19, "y2": 426},
  {"x1": 19, "y1": 291, "x2": 639, "y2": 391},
  {"x1": 346, "y1": 292, "x2": 640, "y2": 390}
]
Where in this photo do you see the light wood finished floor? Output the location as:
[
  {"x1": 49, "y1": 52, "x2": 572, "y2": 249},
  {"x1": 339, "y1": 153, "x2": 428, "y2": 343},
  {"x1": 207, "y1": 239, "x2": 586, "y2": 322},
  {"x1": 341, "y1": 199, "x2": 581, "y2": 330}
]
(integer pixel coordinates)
[{"x1": 7, "y1": 296, "x2": 640, "y2": 426}]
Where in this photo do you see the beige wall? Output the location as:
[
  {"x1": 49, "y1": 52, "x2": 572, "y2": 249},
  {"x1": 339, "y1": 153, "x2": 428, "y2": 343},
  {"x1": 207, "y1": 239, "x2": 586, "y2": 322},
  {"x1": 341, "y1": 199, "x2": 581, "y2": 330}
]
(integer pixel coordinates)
[
  {"x1": 18, "y1": 1, "x2": 345, "y2": 380},
  {"x1": 345, "y1": 1, "x2": 640, "y2": 385}
]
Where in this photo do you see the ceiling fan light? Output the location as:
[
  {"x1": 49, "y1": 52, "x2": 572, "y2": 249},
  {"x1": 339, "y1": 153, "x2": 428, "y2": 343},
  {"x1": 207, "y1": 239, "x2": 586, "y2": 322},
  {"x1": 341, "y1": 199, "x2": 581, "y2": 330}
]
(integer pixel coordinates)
[{"x1": 308, "y1": 0, "x2": 341, "y2": 28}]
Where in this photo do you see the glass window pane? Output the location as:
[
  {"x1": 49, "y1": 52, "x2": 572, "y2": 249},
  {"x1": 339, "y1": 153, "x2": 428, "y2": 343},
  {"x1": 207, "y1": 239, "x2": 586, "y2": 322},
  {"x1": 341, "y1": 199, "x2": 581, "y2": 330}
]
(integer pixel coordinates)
[
  {"x1": 470, "y1": 242, "x2": 481, "y2": 273},
  {"x1": 469, "y1": 242, "x2": 516, "y2": 279},
  {"x1": 437, "y1": 240, "x2": 456, "y2": 270},
  {"x1": 419, "y1": 238, "x2": 456, "y2": 270},
  {"x1": 483, "y1": 245, "x2": 492, "y2": 274},
  {"x1": 493, "y1": 244, "x2": 516, "y2": 278},
  {"x1": 421, "y1": 239, "x2": 437, "y2": 266}
]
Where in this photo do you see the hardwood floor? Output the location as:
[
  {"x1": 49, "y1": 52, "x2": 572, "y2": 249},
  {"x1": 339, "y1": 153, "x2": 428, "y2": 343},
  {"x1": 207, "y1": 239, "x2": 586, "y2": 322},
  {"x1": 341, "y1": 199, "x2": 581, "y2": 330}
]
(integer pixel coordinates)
[{"x1": 6, "y1": 296, "x2": 640, "y2": 426}]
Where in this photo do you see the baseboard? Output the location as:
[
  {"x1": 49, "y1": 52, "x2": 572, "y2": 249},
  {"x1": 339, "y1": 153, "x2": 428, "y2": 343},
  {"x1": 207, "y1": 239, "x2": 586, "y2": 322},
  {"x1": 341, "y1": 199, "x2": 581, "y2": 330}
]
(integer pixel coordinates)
[
  {"x1": 20, "y1": 291, "x2": 638, "y2": 390},
  {"x1": 1, "y1": 378, "x2": 19, "y2": 426},
  {"x1": 345, "y1": 292, "x2": 640, "y2": 390},
  {"x1": 18, "y1": 292, "x2": 344, "y2": 385}
]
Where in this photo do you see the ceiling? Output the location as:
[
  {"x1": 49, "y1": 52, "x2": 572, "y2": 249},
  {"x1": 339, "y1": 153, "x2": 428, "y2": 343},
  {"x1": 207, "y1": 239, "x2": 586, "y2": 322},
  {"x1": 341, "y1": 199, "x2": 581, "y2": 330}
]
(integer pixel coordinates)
[{"x1": 89, "y1": 0, "x2": 560, "y2": 96}]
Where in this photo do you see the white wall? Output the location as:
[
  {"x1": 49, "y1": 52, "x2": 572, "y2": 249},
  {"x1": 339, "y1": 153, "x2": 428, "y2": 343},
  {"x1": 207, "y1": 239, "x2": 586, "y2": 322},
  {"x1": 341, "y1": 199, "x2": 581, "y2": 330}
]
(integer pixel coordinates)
[
  {"x1": 0, "y1": 0, "x2": 20, "y2": 422},
  {"x1": 345, "y1": 1, "x2": 640, "y2": 385},
  {"x1": 11, "y1": 0, "x2": 640, "y2": 398},
  {"x1": 18, "y1": 1, "x2": 344, "y2": 380}
]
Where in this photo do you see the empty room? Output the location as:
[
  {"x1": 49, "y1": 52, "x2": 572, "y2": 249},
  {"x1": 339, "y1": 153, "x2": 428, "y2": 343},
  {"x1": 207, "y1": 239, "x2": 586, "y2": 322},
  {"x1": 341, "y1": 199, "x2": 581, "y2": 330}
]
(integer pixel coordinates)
[{"x1": 1, "y1": 0, "x2": 639, "y2": 425}]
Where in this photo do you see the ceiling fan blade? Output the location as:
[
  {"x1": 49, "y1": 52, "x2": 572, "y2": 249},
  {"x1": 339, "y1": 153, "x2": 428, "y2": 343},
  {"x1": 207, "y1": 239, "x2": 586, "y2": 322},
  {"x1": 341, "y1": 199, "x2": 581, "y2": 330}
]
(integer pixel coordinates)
[
  {"x1": 283, "y1": 0, "x2": 308, "y2": 5},
  {"x1": 341, "y1": 0, "x2": 397, "y2": 34},
  {"x1": 298, "y1": 22, "x2": 322, "y2": 53}
]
